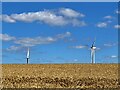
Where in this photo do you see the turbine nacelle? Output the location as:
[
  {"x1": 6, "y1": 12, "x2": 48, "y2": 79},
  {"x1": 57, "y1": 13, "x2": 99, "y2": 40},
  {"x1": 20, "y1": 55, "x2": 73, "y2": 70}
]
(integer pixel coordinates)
[{"x1": 91, "y1": 46, "x2": 96, "y2": 50}]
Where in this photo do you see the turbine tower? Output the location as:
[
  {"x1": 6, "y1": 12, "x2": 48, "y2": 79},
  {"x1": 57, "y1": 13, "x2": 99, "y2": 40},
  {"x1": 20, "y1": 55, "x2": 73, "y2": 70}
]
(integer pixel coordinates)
[
  {"x1": 91, "y1": 41, "x2": 96, "y2": 64},
  {"x1": 26, "y1": 47, "x2": 30, "y2": 64}
]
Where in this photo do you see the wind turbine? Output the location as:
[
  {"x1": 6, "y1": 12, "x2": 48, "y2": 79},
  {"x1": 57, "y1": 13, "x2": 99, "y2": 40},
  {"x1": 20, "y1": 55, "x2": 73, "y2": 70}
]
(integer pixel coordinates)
[
  {"x1": 26, "y1": 47, "x2": 30, "y2": 64},
  {"x1": 91, "y1": 41, "x2": 96, "y2": 64}
]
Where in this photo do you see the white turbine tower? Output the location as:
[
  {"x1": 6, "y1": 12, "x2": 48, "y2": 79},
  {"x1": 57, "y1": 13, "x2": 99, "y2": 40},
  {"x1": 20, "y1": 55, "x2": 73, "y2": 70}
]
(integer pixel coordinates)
[
  {"x1": 26, "y1": 47, "x2": 30, "y2": 64},
  {"x1": 91, "y1": 41, "x2": 96, "y2": 64}
]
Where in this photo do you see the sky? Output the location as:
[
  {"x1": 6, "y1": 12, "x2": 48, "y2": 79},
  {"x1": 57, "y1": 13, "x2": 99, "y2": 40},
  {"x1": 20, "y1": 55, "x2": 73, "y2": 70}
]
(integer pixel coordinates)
[
  {"x1": 2, "y1": 0, "x2": 120, "y2": 2},
  {"x1": 1, "y1": 2, "x2": 119, "y2": 64}
]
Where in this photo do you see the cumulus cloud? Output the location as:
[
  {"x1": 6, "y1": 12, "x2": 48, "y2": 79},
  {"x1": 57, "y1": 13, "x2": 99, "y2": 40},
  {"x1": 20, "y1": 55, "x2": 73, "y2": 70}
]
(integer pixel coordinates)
[
  {"x1": 14, "y1": 37, "x2": 57, "y2": 47},
  {"x1": 13, "y1": 32, "x2": 71, "y2": 47},
  {"x1": 71, "y1": 19, "x2": 86, "y2": 27},
  {"x1": 72, "y1": 45, "x2": 88, "y2": 49},
  {"x1": 15, "y1": 32, "x2": 71, "y2": 47},
  {"x1": 96, "y1": 15, "x2": 114, "y2": 28},
  {"x1": 114, "y1": 25, "x2": 120, "y2": 29},
  {"x1": 0, "y1": 33, "x2": 16, "y2": 41},
  {"x1": 1, "y1": 32, "x2": 71, "y2": 47},
  {"x1": 104, "y1": 15, "x2": 112, "y2": 19},
  {"x1": 116, "y1": 10, "x2": 120, "y2": 14},
  {"x1": 1, "y1": 15, "x2": 16, "y2": 23},
  {"x1": 6, "y1": 46, "x2": 23, "y2": 51},
  {"x1": 2, "y1": 8, "x2": 86, "y2": 27},
  {"x1": 74, "y1": 59, "x2": 78, "y2": 62},
  {"x1": 104, "y1": 44, "x2": 113, "y2": 47},
  {"x1": 71, "y1": 44, "x2": 101, "y2": 51},
  {"x1": 64, "y1": 38, "x2": 77, "y2": 43},
  {"x1": 111, "y1": 55, "x2": 117, "y2": 58},
  {"x1": 97, "y1": 22, "x2": 107, "y2": 28},
  {"x1": 105, "y1": 55, "x2": 118, "y2": 59},
  {"x1": 104, "y1": 42, "x2": 117, "y2": 47},
  {"x1": 56, "y1": 32, "x2": 71, "y2": 39},
  {"x1": 11, "y1": 11, "x2": 68, "y2": 26},
  {"x1": 59, "y1": 8, "x2": 85, "y2": 18},
  {"x1": 4, "y1": 45, "x2": 28, "y2": 54}
]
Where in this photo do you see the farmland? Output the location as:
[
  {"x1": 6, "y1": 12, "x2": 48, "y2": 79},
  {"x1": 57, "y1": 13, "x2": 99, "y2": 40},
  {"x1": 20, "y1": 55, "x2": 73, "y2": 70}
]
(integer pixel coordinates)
[{"x1": 1, "y1": 64, "x2": 119, "y2": 89}]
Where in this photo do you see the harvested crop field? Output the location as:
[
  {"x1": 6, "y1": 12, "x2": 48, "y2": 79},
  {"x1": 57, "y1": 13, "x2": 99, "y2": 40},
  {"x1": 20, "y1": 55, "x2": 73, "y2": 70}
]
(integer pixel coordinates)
[{"x1": 1, "y1": 64, "x2": 120, "y2": 89}]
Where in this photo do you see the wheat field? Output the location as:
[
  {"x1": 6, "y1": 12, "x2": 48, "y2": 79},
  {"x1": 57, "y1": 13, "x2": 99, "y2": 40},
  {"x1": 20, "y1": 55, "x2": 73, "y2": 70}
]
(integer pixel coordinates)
[{"x1": 1, "y1": 64, "x2": 119, "y2": 89}]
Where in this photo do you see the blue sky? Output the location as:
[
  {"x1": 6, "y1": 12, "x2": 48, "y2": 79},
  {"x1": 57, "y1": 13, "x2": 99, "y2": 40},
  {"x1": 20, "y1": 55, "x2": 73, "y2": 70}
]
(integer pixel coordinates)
[
  {"x1": 1, "y1": 2, "x2": 119, "y2": 64},
  {"x1": 2, "y1": 0, "x2": 120, "y2": 2}
]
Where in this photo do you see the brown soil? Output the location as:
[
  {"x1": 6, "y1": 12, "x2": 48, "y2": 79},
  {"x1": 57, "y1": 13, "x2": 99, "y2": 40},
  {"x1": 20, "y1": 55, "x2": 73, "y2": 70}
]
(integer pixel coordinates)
[{"x1": 1, "y1": 64, "x2": 119, "y2": 88}]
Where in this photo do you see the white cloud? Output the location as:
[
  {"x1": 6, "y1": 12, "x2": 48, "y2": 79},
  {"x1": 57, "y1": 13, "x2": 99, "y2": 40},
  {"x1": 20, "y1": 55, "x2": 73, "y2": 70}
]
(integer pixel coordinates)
[
  {"x1": 5, "y1": 45, "x2": 28, "y2": 53},
  {"x1": 114, "y1": 25, "x2": 120, "y2": 29},
  {"x1": 56, "y1": 32, "x2": 71, "y2": 39},
  {"x1": 59, "y1": 8, "x2": 85, "y2": 18},
  {"x1": 111, "y1": 55, "x2": 117, "y2": 58},
  {"x1": 104, "y1": 15, "x2": 112, "y2": 19},
  {"x1": 11, "y1": 11, "x2": 68, "y2": 26},
  {"x1": 71, "y1": 45, "x2": 100, "y2": 50},
  {"x1": 72, "y1": 45, "x2": 88, "y2": 49},
  {"x1": 1, "y1": 15, "x2": 16, "y2": 23},
  {"x1": 0, "y1": 33, "x2": 16, "y2": 41},
  {"x1": 14, "y1": 37, "x2": 57, "y2": 47},
  {"x1": 97, "y1": 22, "x2": 107, "y2": 28},
  {"x1": 96, "y1": 15, "x2": 114, "y2": 28},
  {"x1": 104, "y1": 42, "x2": 117, "y2": 47},
  {"x1": 71, "y1": 19, "x2": 86, "y2": 27},
  {"x1": 105, "y1": 55, "x2": 118, "y2": 59},
  {"x1": 1, "y1": 32, "x2": 71, "y2": 47},
  {"x1": 2, "y1": 8, "x2": 86, "y2": 27},
  {"x1": 116, "y1": 10, "x2": 120, "y2": 14},
  {"x1": 74, "y1": 59, "x2": 78, "y2": 62},
  {"x1": 63, "y1": 38, "x2": 77, "y2": 43},
  {"x1": 6, "y1": 46, "x2": 22, "y2": 51},
  {"x1": 104, "y1": 43, "x2": 113, "y2": 47},
  {"x1": 14, "y1": 32, "x2": 71, "y2": 47}
]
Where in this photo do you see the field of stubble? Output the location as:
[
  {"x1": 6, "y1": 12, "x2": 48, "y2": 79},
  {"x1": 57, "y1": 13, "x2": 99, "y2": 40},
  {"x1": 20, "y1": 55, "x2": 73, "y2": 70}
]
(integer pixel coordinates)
[{"x1": 2, "y1": 64, "x2": 119, "y2": 89}]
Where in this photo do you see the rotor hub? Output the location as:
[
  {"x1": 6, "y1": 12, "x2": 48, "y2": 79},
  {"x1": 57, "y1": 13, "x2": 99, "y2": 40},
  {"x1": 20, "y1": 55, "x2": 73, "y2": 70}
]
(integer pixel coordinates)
[{"x1": 91, "y1": 46, "x2": 96, "y2": 50}]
